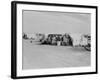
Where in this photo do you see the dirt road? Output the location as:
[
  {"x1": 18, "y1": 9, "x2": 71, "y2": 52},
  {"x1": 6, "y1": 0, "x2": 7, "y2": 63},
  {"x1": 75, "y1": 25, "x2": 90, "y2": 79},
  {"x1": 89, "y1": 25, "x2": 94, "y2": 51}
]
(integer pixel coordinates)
[{"x1": 22, "y1": 40, "x2": 90, "y2": 69}]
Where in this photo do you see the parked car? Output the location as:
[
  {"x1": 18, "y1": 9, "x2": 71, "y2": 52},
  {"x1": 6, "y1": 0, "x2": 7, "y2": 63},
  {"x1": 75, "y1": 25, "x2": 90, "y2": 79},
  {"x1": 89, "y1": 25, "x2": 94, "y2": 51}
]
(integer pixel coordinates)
[{"x1": 84, "y1": 35, "x2": 91, "y2": 51}]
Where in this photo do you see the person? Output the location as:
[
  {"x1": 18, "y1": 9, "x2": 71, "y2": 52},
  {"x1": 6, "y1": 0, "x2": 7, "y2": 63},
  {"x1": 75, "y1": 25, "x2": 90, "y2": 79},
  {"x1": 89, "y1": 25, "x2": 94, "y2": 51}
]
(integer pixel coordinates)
[{"x1": 30, "y1": 40, "x2": 32, "y2": 43}]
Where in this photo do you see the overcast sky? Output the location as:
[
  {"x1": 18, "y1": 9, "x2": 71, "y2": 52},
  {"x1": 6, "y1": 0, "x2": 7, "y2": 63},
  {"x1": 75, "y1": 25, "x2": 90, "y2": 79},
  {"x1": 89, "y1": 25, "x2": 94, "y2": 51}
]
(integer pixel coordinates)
[{"x1": 23, "y1": 10, "x2": 91, "y2": 34}]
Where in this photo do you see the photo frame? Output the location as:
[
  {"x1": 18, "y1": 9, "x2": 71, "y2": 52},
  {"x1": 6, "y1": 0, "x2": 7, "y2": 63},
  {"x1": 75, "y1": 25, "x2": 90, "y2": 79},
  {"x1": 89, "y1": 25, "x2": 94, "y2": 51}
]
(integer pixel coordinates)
[{"x1": 11, "y1": 1, "x2": 98, "y2": 79}]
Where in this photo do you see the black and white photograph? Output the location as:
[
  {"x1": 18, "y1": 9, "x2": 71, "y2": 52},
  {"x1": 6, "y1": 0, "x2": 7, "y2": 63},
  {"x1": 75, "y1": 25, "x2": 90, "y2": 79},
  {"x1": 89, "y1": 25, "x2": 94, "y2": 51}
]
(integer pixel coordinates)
[
  {"x1": 22, "y1": 10, "x2": 91, "y2": 69},
  {"x1": 11, "y1": 1, "x2": 97, "y2": 79}
]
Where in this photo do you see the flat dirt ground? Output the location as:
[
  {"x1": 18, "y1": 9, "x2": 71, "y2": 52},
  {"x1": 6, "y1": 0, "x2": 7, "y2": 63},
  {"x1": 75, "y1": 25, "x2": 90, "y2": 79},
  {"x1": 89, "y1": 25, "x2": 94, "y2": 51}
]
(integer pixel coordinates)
[{"x1": 22, "y1": 40, "x2": 91, "y2": 70}]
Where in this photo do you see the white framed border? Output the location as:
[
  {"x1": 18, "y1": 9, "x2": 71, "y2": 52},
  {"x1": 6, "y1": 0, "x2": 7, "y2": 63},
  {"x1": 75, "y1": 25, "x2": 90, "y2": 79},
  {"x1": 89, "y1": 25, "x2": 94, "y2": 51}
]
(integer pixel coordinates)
[{"x1": 11, "y1": 1, "x2": 98, "y2": 79}]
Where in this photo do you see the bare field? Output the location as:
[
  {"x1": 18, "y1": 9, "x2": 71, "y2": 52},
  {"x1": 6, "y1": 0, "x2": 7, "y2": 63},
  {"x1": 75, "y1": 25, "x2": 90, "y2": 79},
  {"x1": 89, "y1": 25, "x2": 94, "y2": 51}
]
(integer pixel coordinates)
[{"x1": 22, "y1": 40, "x2": 90, "y2": 70}]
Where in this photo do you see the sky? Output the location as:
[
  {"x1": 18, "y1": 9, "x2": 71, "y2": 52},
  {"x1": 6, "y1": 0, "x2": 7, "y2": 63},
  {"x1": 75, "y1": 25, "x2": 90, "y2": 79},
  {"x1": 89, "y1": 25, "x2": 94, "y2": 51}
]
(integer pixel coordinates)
[{"x1": 23, "y1": 10, "x2": 91, "y2": 34}]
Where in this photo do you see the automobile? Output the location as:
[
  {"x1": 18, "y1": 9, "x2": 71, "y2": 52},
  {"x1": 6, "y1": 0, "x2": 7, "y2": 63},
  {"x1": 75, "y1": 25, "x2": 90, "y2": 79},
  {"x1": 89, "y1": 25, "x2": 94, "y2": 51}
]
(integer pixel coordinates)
[{"x1": 83, "y1": 35, "x2": 91, "y2": 51}]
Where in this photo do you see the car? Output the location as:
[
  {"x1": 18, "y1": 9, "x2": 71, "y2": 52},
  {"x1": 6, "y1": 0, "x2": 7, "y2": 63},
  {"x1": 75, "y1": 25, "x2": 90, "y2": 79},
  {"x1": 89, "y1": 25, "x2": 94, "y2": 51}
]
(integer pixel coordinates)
[{"x1": 83, "y1": 35, "x2": 91, "y2": 51}]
